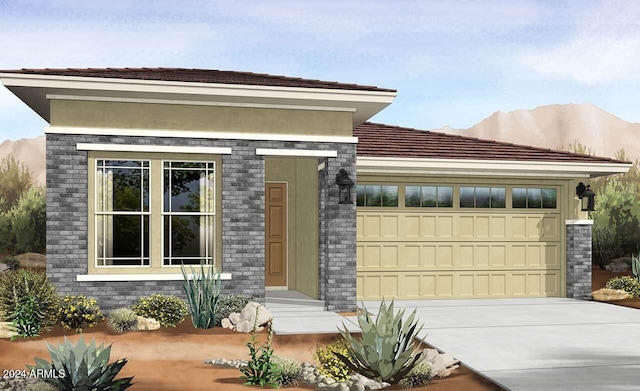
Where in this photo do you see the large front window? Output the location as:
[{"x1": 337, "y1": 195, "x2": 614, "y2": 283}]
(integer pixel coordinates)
[
  {"x1": 163, "y1": 162, "x2": 216, "y2": 266},
  {"x1": 96, "y1": 160, "x2": 150, "y2": 266}
]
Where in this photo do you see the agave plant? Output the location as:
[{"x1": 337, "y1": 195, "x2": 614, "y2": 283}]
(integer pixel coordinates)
[
  {"x1": 181, "y1": 262, "x2": 222, "y2": 329},
  {"x1": 336, "y1": 300, "x2": 424, "y2": 385},
  {"x1": 26, "y1": 336, "x2": 133, "y2": 391},
  {"x1": 633, "y1": 251, "x2": 640, "y2": 283}
]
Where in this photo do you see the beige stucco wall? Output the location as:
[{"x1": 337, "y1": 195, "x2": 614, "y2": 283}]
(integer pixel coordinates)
[
  {"x1": 266, "y1": 157, "x2": 318, "y2": 298},
  {"x1": 50, "y1": 100, "x2": 353, "y2": 136}
]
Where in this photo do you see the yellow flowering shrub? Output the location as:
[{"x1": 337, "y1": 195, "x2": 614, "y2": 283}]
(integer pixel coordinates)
[
  {"x1": 57, "y1": 294, "x2": 104, "y2": 333},
  {"x1": 131, "y1": 294, "x2": 187, "y2": 327},
  {"x1": 313, "y1": 339, "x2": 355, "y2": 382}
]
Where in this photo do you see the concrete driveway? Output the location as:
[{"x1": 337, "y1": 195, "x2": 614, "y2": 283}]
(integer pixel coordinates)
[{"x1": 363, "y1": 298, "x2": 640, "y2": 391}]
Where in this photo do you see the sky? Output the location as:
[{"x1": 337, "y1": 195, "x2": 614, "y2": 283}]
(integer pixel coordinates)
[{"x1": 0, "y1": 0, "x2": 639, "y2": 141}]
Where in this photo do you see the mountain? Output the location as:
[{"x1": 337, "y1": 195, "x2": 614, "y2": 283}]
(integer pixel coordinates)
[
  {"x1": 433, "y1": 103, "x2": 640, "y2": 161},
  {"x1": 0, "y1": 135, "x2": 45, "y2": 186}
]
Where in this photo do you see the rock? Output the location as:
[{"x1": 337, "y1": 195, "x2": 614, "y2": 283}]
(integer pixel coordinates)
[
  {"x1": 0, "y1": 263, "x2": 7, "y2": 273},
  {"x1": 0, "y1": 322, "x2": 19, "y2": 339},
  {"x1": 222, "y1": 302, "x2": 273, "y2": 333},
  {"x1": 421, "y1": 348, "x2": 460, "y2": 378},
  {"x1": 14, "y1": 253, "x2": 46, "y2": 269},
  {"x1": 592, "y1": 288, "x2": 631, "y2": 301},
  {"x1": 605, "y1": 260, "x2": 630, "y2": 273},
  {"x1": 133, "y1": 316, "x2": 160, "y2": 331}
]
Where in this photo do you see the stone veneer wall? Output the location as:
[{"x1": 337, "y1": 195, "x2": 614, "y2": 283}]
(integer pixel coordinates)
[
  {"x1": 46, "y1": 133, "x2": 357, "y2": 312},
  {"x1": 317, "y1": 149, "x2": 357, "y2": 312},
  {"x1": 565, "y1": 221, "x2": 593, "y2": 299}
]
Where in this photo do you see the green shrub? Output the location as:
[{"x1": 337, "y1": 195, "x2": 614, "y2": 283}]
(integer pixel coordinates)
[
  {"x1": 181, "y1": 263, "x2": 221, "y2": 329},
  {"x1": 313, "y1": 338, "x2": 354, "y2": 382},
  {"x1": 337, "y1": 300, "x2": 424, "y2": 385},
  {"x1": 606, "y1": 276, "x2": 640, "y2": 297},
  {"x1": 0, "y1": 269, "x2": 58, "y2": 325},
  {"x1": 239, "y1": 308, "x2": 279, "y2": 388},
  {"x1": 592, "y1": 225, "x2": 624, "y2": 270},
  {"x1": 132, "y1": 294, "x2": 188, "y2": 327},
  {"x1": 8, "y1": 295, "x2": 44, "y2": 339},
  {"x1": 398, "y1": 361, "x2": 432, "y2": 388},
  {"x1": 216, "y1": 294, "x2": 254, "y2": 326},
  {"x1": 57, "y1": 295, "x2": 104, "y2": 333},
  {"x1": 10, "y1": 186, "x2": 46, "y2": 254},
  {"x1": 1, "y1": 256, "x2": 20, "y2": 271},
  {"x1": 272, "y1": 356, "x2": 302, "y2": 387},
  {"x1": 107, "y1": 308, "x2": 138, "y2": 333},
  {"x1": 27, "y1": 336, "x2": 133, "y2": 391}
]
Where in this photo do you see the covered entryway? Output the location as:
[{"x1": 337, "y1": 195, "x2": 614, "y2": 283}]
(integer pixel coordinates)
[{"x1": 356, "y1": 181, "x2": 565, "y2": 300}]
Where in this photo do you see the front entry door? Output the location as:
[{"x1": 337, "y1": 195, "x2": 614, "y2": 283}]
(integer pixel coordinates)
[{"x1": 265, "y1": 183, "x2": 287, "y2": 286}]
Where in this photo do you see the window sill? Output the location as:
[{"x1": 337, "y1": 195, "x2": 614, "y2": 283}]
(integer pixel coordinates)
[{"x1": 76, "y1": 273, "x2": 232, "y2": 282}]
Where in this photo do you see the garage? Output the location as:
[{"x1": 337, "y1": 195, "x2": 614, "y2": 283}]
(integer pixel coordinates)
[{"x1": 356, "y1": 179, "x2": 565, "y2": 300}]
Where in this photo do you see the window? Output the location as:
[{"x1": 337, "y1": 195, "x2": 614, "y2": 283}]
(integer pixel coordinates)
[
  {"x1": 513, "y1": 188, "x2": 557, "y2": 208},
  {"x1": 356, "y1": 185, "x2": 398, "y2": 207},
  {"x1": 405, "y1": 186, "x2": 453, "y2": 207},
  {"x1": 460, "y1": 187, "x2": 505, "y2": 208},
  {"x1": 96, "y1": 160, "x2": 150, "y2": 266},
  {"x1": 163, "y1": 162, "x2": 216, "y2": 266}
]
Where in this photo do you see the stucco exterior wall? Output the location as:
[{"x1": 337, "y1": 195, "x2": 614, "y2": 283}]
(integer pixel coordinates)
[{"x1": 50, "y1": 100, "x2": 353, "y2": 136}]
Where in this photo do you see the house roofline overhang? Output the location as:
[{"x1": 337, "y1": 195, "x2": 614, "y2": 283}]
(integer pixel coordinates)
[
  {"x1": 356, "y1": 156, "x2": 632, "y2": 178},
  {"x1": 0, "y1": 73, "x2": 397, "y2": 127}
]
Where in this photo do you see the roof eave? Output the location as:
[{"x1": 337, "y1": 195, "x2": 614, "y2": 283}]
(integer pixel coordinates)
[
  {"x1": 356, "y1": 156, "x2": 632, "y2": 178},
  {"x1": 0, "y1": 73, "x2": 397, "y2": 125}
]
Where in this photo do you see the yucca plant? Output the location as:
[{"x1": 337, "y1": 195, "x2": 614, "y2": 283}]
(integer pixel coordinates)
[
  {"x1": 181, "y1": 262, "x2": 221, "y2": 329},
  {"x1": 633, "y1": 251, "x2": 640, "y2": 283},
  {"x1": 336, "y1": 300, "x2": 424, "y2": 385},
  {"x1": 26, "y1": 336, "x2": 134, "y2": 390}
]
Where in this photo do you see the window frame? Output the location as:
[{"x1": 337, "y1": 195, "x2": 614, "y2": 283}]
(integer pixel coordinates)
[{"x1": 161, "y1": 160, "x2": 217, "y2": 267}]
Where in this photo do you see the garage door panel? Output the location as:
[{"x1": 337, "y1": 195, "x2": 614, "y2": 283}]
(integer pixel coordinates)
[
  {"x1": 356, "y1": 271, "x2": 562, "y2": 299},
  {"x1": 382, "y1": 215, "x2": 399, "y2": 237}
]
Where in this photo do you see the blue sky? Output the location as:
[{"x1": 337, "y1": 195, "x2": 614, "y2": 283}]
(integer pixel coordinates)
[{"x1": 0, "y1": 0, "x2": 639, "y2": 141}]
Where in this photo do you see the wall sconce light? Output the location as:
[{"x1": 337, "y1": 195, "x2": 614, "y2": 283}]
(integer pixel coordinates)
[
  {"x1": 336, "y1": 169, "x2": 354, "y2": 204},
  {"x1": 576, "y1": 182, "x2": 596, "y2": 212}
]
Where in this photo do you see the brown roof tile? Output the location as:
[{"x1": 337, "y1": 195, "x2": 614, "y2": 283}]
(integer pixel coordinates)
[
  {"x1": 354, "y1": 122, "x2": 628, "y2": 164},
  {"x1": 0, "y1": 67, "x2": 396, "y2": 92}
]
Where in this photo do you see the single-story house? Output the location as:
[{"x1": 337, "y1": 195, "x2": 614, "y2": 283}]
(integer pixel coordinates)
[{"x1": 0, "y1": 68, "x2": 631, "y2": 312}]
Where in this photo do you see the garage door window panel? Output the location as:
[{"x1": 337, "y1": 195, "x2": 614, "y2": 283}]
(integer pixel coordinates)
[
  {"x1": 357, "y1": 185, "x2": 398, "y2": 207},
  {"x1": 405, "y1": 186, "x2": 452, "y2": 207},
  {"x1": 512, "y1": 188, "x2": 557, "y2": 209},
  {"x1": 460, "y1": 186, "x2": 505, "y2": 208}
]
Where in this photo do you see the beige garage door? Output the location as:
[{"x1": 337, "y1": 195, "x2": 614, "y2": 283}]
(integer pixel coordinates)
[{"x1": 356, "y1": 208, "x2": 563, "y2": 300}]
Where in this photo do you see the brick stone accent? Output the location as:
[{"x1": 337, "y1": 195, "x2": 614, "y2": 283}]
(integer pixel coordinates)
[
  {"x1": 318, "y1": 145, "x2": 357, "y2": 312},
  {"x1": 566, "y1": 222, "x2": 593, "y2": 299},
  {"x1": 46, "y1": 133, "x2": 357, "y2": 312}
]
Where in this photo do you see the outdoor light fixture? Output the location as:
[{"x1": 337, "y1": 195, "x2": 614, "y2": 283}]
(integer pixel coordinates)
[
  {"x1": 336, "y1": 169, "x2": 354, "y2": 204},
  {"x1": 576, "y1": 182, "x2": 596, "y2": 212}
]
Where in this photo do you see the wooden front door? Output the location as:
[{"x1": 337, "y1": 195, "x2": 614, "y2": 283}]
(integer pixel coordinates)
[{"x1": 265, "y1": 183, "x2": 287, "y2": 286}]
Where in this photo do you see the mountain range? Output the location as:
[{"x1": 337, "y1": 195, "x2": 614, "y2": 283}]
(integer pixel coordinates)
[{"x1": 0, "y1": 103, "x2": 637, "y2": 187}]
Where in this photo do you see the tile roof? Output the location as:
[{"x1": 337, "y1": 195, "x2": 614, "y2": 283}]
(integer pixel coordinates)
[
  {"x1": 354, "y1": 122, "x2": 628, "y2": 164},
  {"x1": 0, "y1": 67, "x2": 396, "y2": 92}
]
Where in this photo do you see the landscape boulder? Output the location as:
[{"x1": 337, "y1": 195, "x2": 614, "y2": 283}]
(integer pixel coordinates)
[
  {"x1": 133, "y1": 316, "x2": 160, "y2": 331},
  {"x1": 0, "y1": 322, "x2": 19, "y2": 339},
  {"x1": 421, "y1": 348, "x2": 460, "y2": 378},
  {"x1": 221, "y1": 301, "x2": 273, "y2": 333},
  {"x1": 605, "y1": 260, "x2": 630, "y2": 273},
  {"x1": 15, "y1": 253, "x2": 46, "y2": 269},
  {"x1": 592, "y1": 288, "x2": 631, "y2": 301}
]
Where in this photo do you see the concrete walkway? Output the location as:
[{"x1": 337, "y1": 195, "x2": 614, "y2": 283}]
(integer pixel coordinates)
[{"x1": 364, "y1": 298, "x2": 640, "y2": 391}]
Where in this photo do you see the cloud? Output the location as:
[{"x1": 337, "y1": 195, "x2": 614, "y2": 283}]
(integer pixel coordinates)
[{"x1": 516, "y1": 1, "x2": 640, "y2": 85}]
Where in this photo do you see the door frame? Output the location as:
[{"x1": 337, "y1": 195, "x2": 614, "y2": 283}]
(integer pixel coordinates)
[{"x1": 265, "y1": 181, "x2": 289, "y2": 290}]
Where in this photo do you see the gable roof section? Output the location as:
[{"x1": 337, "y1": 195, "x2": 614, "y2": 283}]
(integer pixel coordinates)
[
  {"x1": 355, "y1": 122, "x2": 631, "y2": 177},
  {"x1": 0, "y1": 67, "x2": 396, "y2": 92}
]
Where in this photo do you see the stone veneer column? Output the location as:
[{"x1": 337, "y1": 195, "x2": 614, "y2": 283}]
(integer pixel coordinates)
[
  {"x1": 221, "y1": 142, "x2": 266, "y2": 301},
  {"x1": 318, "y1": 144, "x2": 357, "y2": 312},
  {"x1": 566, "y1": 220, "x2": 593, "y2": 299}
]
